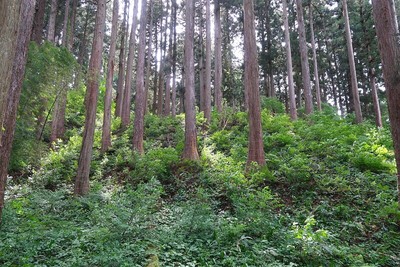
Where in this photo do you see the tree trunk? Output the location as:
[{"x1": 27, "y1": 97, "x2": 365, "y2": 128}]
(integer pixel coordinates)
[
  {"x1": 62, "y1": 0, "x2": 71, "y2": 47},
  {"x1": 31, "y1": 0, "x2": 46, "y2": 44},
  {"x1": 115, "y1": 0, "x2": 129, "y2": 118},
  {"x1": 282, "y1": 0, "x2": 297, "y2": 120},
  {"x1": 132, "y1": 0, "x2": 148, "y2": 154},
  {"x1": 121, "y1": 0, "x2": 139, "y2": 127},
  {"x1": 371, "y1": 0, "x2": 400, "y2": 204},
  {"x1": 309, "y1": 4, "x2": 321, "y2": 111},
  {"x1": 296, "y1": 0, "x2": 313, "y2": 115},
  {"x1": 244, "y1": 0, "x2": 265, "y2": 166},
  {"x1": 101, "y1": 0, "x2": 119, "y2": 152},
  {"x1": 214, "y1": 0, "x2": 223, "y2": 113},
  {"x1": 157, "y1": 9, "x2": 165, "y2": 116},
  {"x1": 152, "y1": 22, "x2": 159, "y2": 113},
  {"x1": 203, "y1": 0, "x2": 211, "y2": 121},
  {"x1": 68, "y1": 0, "x2": 78, "y2": 50},
  {"x1": 74, "y1": 0, "x2": 106, "y2": 196},
  {"x1": 0, "y1": 0, "x2": 35, "y2": 221},
  {"x1": 47, "y1": 0, "x2": 58, "y2": 42},
  {"x1": 164, "y1": 0, "x2": 171, "y2": 116},
  {"x1": 343, "y1": 0, "x2": 362, "y2": 123},
  {"x1": 50, "y1": 84, "x2": 67, "y2": 143},
  {"x1": 182, "y1": 0, "x2": 199, "y2": 160},
  {"x1": 172, "y1": 0, "x2": 177, "y2": 117},
  {"x1": 145, "y1": 0, "x2": 154, "y2": 115},
  {"x1": 369, "y1": 67, "x2": 382, "y2": 127}
]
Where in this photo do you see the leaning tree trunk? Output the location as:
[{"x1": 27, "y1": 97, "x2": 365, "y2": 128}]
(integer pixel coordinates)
[
  {"x1": 47, "y1": 0, "x2": 58, "y2": 42},
  {"x1": 101, "y1": 0, "x2": 119, "y2": 152},
  {"x1": 371, "y1": 0, "x2": 400, "y2": 205},
  {"x1": 244, "y1": 0, "x2": 266, "y2": 166},
  {"x1": 121, "y1": 0, "x2": 139, "y2": 127},
  {"x1": 214, "y1": 0, "x2": 223, "y2": 113},
  {"x1": 343, "y1": 0, "x2": 362, "y2": 123},
  {"x1": 74, "y1": 0, "x2": 106, "y2": 196},
  {"x1": 182, "y1": 0, "x2": 199, "y2": 160},
  {"x1": 0, "y1": 0, "x2": 36, "y2": 221},
  {"x1": 132, "y1": 0, "x2": 148, "y2": 154},
  {"x1": 282, "y1": 0, "x2": 297, "y2": 120},
  {"x1": 296, "y1": 0, "x2": 313, "y2": 115}
]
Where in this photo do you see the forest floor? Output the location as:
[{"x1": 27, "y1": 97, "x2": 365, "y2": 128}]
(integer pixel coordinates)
[{"x1": 1, "y1": 102, "x2": 399, "y2": 266}]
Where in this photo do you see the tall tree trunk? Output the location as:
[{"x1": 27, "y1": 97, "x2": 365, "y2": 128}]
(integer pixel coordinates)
[
  {"x1": 115, "y1": 0, "x2": 129, "y2": 117},
  {"x1": 164, "y1": 0, "x2": 171, "y2": 116},
  {"x1": 183, "y1": 0, "x2": 199, "y2": 160},
  {"x1": 282, "y1": 0, "x2": 297, "y2": 120},
  {"x1": 74, "y1": 0, "x2": 106, "y2": 196},
  {"x1": 68, "y1": 0, "x2": 78, "y2": 50},
  {"x1": 172, "y1": 0, "x2": 177, "y2": 117},
  {"x1": 244, "y1": 0, "x2": 265, "y2": 166},
  {"x1": 296, "y1": 0, "x2": 313, "y2": 114},
  {"x1": 157, "y1": 8, "x2": 165, "y2": 116},
  {"x1": 47, "y1": 0, "x2": 58, "y2": 42},
  {"x1": 203, "y1": 0, "x2": 211, "y2": 121},
  {"x1": 343, "y1": 0, "x2": 362, "y2": 123},
  {"x1": 199, "y1": 15, "x2": 205, "y2": 113},
  {"x1": 152, "y1": 22, "x2": 159, "y2": 113},
  {"x1": 214, "y1": 0, "x2": 223, "y2": 112},
  {"x1": 371, "y1": 0, "x2": 400, "y2": 204},
  {"x1": 132, "y1": 0, "x2": 148, "y2": 154},
  {"x1": 101, "y1": 0, "x2": 119, "y2": 152},
  {"x1": 50, "y1": 84, "x2": 67, "y2": 143},
  {"x1": 31, "y1": 0, "x2": 46, "y2": 44},
  {"x1": 145, "y1": 0, "x2": 154, "y2": 115},
  {"x1": 309, "y1": 4, "x2": 321, "y2": 111},
  {"x1": 62, "y1": 0, "x2": 71, "y2": 47},
  {"x1": 0, "y1": 0, "x2": 35, "y2": 221},
  {"x1": 121, "y1": 0, "x2": 139, "y2": 127}
]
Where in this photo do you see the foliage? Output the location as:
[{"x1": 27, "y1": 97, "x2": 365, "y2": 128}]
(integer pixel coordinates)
[{"x1": 2, "y1": 108, "x2": 400, "y2": 266}]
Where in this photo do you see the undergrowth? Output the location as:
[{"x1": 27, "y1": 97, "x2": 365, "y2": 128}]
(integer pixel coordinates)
[{"x1": 1, "y1": 102, "x2": 399, "y2": 266}]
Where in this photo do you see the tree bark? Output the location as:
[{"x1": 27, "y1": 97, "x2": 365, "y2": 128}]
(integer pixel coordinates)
[
  {"x1": 31, "y1": 0, "x2": 46, "y2": 44},
  {"x1": 132, "y1": 0, "x2": 148, "y2": 154},
  {"x1": 371, "y1": 0, "x2": 400, "y2": 205},
  {"x1": 282, "y1": 0, "x2": 297, "y2": 120},
  {"x1": 309, "y1": 4, "x2": 321, "y2": 111},
  {"x1": 47, "y1": 0, "x2": 58, "y2": 42},
  {"x1": 214, "y1": 0, "x2": 223, "y2": 113},
  {"x1": 296, "y1": 0, "x2": 313, "y2": 115},
  {"x1": 0, "y1": 0, "x2": 35, "y2": 221},
  {"x1": 121, "y1": 0, "x2": 139, "y2": 127},
  {"x1": 101, "y1": 0, "x2": 119, "y2": 152},
  {"x1": 203, "y1": 0, "x2": 211, "y2": 121},
  {"x1": 171, "y1": 0, "x2": 177, "y2": 117},
  {"x1": 343, "y1": 0, "x2": 362, "y2": 123},
  {"x1": 369, "y1": 67, "x2": 382, "y2": 127},
  {"x1": 115, "y1": 0, "x2": 129, "y2": 118},
  {"x1": 244, "y1": 0, "x2": 265, "y2": 166},
  {"x1": 62, "y1": 0, "x2": 71, "y2": 47},
  {"x1": 74, "y1": 0, "x2": 106, "y2": 196},
  {"x1": 182, "y1": 0, "x2": 199, "y2": 160},
  {"x1": 145, "y1": 0, "x2": 154, "y2": 115}
]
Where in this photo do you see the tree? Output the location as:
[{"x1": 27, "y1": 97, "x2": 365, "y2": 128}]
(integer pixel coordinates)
[
  {"x1": 214, "y1": 0, "x2": 222, "y2": 113},
  {"x1": 282, "y1": 0, "x2": 297, "y2": 120},
  {"x1": 371, "y1": 0, "x2": 400, "y2": 205},
  {"x1": 132, "y1": 0, "x2": 148, "y2": 154},
  {"x1": 121, "y1": 0, "x2": 139, "y2": 127},
  {"x1": 309, "y1": 3, "x2": 322, "y2": 111},
  {"x1": 115, "y1": 0, "x2": 129, "y2": 118},
  {"x1": 296, "y1": 0, "x2": 313, "y2": 115},
  {"x1": 204, "y1": 0, "x2": 211, "y2": 121},
  {"x1": 182, "y1": 0, "x2": 199, "y2": 160},
  {"x1": 74, "y1": 0, "x2": 106, "y2": 196},
  {"x1": 0, "y1": 0, "x2": 36, "y2": 221},
  {"x1": 101, "y1": 0, "x2": 119, "y2": 152},
  {"x1": 244, "y1": 0, "x2": 265, "y2": 166},
  {"x1": 62, "y1": 0, "x2": 71, "y2": 47},
  {"x1": 343, "y1": 0, "x2": 362, "y2": 123},
  {"x1": 31, "y1": 0, "x2": 46, "y2": 44},
  {"x1": 171, "y1": 0, "x2": 178, "y2": 117},
  {"x1": 47, "y1": 0, "x2": 58, "y2": 42}
]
